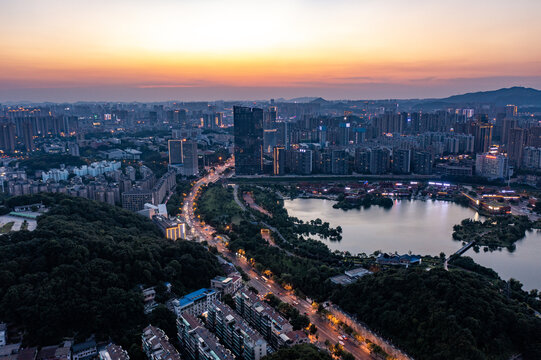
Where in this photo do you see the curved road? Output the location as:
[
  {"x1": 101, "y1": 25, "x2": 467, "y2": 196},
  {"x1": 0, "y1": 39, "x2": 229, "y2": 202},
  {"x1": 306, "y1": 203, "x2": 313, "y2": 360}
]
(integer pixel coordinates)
[{"x1": 180, "y1": 160, "x2": 410, "y2": 360}]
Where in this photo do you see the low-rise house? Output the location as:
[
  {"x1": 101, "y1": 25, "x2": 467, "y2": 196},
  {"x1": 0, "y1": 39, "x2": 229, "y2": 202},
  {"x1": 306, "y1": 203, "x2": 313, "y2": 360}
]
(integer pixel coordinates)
[
  {"x1": 98, "y1": 344, "x2": 129, "y2": 360},
  {"x1": 141, "y1": 326, "x2": 180, "y2": 360},
  {"x1": 284, "y1": 331, "x2": 309, "y2": 345},
  {"x1": 17, "y1": 348, "x2": 37, "y2": 360},
  {"x1": 210, "y1": 276, "x2": 242, "y2": 295},
  {"x1": 376, "y1": 253, "x2": 421, "y2": 267},
  {"x1": 71, "y1": 341, "x2": 96, "y2": 360},
  {"x1": 0, "y1": 323, "x2": 6, "y2": 347}
]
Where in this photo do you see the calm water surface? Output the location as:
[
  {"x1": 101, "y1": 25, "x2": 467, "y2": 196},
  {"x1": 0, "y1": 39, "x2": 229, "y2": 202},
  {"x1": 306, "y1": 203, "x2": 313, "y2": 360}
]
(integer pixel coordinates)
[{"x1": 284, "y1": 198, "x2": 541, "y2": 290}]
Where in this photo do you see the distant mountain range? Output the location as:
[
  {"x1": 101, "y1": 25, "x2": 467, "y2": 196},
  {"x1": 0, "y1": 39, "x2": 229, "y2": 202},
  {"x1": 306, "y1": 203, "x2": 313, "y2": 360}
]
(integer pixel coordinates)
[
  {"x1": 435, "y1": 86, "x2": 541, "y2": 106},
  {"x1": 282, "y1": 87, "x2": 541, "y2": 107}
]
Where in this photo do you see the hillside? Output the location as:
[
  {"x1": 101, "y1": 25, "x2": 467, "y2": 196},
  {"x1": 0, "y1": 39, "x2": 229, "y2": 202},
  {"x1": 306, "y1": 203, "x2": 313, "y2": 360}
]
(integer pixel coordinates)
[
  {"x1": 439, "y1": 86, "x2": 541, "y2": 106},
  {"x1": 0, "y1": 193, "x2": 222, "y2": 348},
  {"x1": 333, "y1": 268, "x2": 541, "y2": 360}
]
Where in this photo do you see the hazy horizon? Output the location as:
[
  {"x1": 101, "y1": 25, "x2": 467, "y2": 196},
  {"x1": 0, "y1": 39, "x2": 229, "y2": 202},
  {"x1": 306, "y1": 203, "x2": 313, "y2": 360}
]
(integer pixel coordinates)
[{"x1": 2, "y1": 0, "x2": 541, "y2": 103}]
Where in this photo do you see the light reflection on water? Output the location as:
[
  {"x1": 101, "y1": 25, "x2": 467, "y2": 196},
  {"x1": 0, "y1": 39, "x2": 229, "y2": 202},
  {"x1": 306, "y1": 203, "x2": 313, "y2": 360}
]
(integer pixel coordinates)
[{"x1": 284, "y1": 198, "x2": 541, "y2": 290}]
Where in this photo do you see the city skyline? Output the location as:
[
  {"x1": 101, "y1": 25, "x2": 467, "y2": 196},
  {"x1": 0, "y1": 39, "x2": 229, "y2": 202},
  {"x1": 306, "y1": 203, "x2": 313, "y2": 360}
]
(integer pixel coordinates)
[{"x1": 2, "y1": 0, "x2": 541, "y2": 102}]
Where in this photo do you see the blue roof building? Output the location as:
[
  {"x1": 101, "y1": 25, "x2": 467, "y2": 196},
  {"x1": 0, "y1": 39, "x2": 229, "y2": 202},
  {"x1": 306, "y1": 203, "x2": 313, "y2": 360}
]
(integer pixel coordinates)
[{"x1": 171, "y1": 288, "x2": 218, "y2": 317}]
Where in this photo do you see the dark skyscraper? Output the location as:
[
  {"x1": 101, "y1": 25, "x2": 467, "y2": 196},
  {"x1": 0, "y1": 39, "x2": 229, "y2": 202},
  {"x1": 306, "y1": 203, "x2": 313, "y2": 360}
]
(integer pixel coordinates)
[
  {"x1": 234, "y1": 106, "x2": 263, "y2": 175},
  {"x1": 21, "y1": 120, "x2": 35, "y2": 152},
  {"x1": 508, "y1": 128, "x2": 527, "y2": 168},
  {"x1": 473, "y1": 122, "x2": 493, "y2": 153},
  {"x1": 0, "y1": 122, "x2": 16, "y2": 153},
  {"x1": 392, "y1": 149, "x2": 411, "y2": 174}
]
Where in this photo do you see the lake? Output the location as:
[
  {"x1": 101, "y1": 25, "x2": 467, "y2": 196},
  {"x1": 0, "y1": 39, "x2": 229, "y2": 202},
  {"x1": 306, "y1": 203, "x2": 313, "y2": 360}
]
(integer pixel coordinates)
[{"x1": 284, "y1": 198, "x2": 541, "y2": 291}]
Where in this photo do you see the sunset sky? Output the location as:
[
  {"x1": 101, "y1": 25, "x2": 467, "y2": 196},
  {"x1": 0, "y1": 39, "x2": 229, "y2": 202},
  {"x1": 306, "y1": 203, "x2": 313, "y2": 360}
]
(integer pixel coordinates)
[{"x1": 2, "y1": 0, "x2": 541, "y2": 101}]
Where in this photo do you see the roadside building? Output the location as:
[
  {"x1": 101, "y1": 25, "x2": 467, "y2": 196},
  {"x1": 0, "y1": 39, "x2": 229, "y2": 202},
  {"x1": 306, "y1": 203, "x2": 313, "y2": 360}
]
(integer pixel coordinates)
[
  {"x1": 171, "y1": 288, "x2": 218, "y2": 317},
  {"x1": 234, "y1": 290, "x2": 294, "y2": 349},
  {"x1": 210, "y1": 276, "x2": 242, "y2": 295},
  {"x1": 207, "y1": 300, "x2": 267, "y2": 360},
  {"x1": 177, "y1": 314, "x2": 234, "y2": 360}
]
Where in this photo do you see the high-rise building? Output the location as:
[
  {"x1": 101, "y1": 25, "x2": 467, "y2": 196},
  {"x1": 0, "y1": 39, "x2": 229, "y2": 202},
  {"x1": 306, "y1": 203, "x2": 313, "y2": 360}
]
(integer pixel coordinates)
[
  {"x1": 181, "y1": 140, "x2": 199, "y2": 176},
  {"x1": 263, "y1": 107, "x2": 277, "y2": 130},
  {"x1": 331, "y1": 149, "x2": 348, "y2": 175},
  {"x1": 506, "y1": 104, "x2": 518, "y2": 118},
  {"x1": 169, "y1": 140, "x2": 199, "y2": 176},
  {"x1": 234, "y1": 106, "x2": 263, "y2": 175},
  {"x1": 522, "y1": 147, "x2": 541, "y2": 169},
  {"x1": 354, "y1": 148, "x2": 370, "y2": 174},
  {"x1": 412, "y1": 151, "x2": 433, "y2": 175},
  {"x1": 286, "y1": 149, "x2": 312, "y2": 175},
  {"x1": 273, "y1": 146, "x2": 285, "y2": 175},
  {"x1": 501, "y1": 118, "x2": 518, "y2": 146},
  {"x1": 275, "y1": 121, "x2": 289, "y2": 148},
  {"x1": 392, "y1": 149, "x2": 411, "y2": 174},
  {"x1": 0, "y1": 122, "x2": 16, "y2": 153},
  {"x1": 263, "y1": 129, "x2": 277, "y2": 154},
  {"x1": 168, "y1": 140, "x2": 183, "y2": 165},
  {"x1": 472, "y1": 122, "x2": 493, "y2": 153},
  {"x1": 369, "y1": 148, "x2": 391, "y2": 174},
  {"x1": 527, "y1": 127, "x2": 541, "y2": 148},
  {"x1": 476, "y1": 153, "x2": 508, "y2": 180},
  {"x1": 21, "y1": 120, "x2": 34, "y2": 152},
  {"x1": 122, "y1": 190, "x2": 154, "y2": 212},
  {"x1": 507, "y1": 128, "x2": 527, "y2": 168}
]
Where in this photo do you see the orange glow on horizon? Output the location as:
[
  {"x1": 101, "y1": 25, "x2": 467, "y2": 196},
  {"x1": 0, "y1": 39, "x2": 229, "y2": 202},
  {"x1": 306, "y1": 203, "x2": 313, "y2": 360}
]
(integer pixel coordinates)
[{"x1": 1, "y1": 0, "x2": 541, "y2": 99}]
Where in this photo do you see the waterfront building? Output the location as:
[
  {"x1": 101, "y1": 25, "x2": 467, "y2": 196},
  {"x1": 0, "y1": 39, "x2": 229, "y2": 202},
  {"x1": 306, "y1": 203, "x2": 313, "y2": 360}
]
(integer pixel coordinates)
[
  {"x1": 331, "y1": 149, "x2": 348, "y2": 175},
  {"x1": 412, "y1": 151, "x2": 433, "y2": 175},
  {"x1": 369, "y1": 148, "x2": 391, "y2": 175},
  {"x1": 475, "y1": 153, "x2": 509, "y2": 180},
  {"x1": 392, "y1": 149, "x2": 411, "y2": 174},
  {"x1": 376, "y1": 253, "x2": 422, "y2": 267},
  {"x1": 354, "y1": 148, "x2": 371, "y2": 174}
]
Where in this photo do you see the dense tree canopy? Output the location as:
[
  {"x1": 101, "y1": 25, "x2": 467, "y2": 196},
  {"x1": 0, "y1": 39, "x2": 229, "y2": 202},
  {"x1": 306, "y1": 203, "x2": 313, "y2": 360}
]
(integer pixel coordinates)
[
  {"x1": 0, "y1": 194, "x2": 222, "y2": 347},
  {"x1": 333, "y1": 268, "x2": 541, "y2": 360},
  {"x1": 19, "y1": 154, "x2": 86, "y2": 172}
]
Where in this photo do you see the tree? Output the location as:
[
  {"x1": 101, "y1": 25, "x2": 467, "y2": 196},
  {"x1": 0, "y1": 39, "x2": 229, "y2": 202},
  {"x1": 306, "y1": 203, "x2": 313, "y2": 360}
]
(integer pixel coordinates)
[{"x1": 147, "y1": 305, "x2": 177, "y2": 339}]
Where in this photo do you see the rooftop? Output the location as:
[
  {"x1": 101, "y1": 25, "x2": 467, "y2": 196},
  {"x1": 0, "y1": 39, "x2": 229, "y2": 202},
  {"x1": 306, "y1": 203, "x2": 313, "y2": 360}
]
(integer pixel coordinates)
[{"x1": 177, "y1": 288, "x2": 215, "y2": 307}]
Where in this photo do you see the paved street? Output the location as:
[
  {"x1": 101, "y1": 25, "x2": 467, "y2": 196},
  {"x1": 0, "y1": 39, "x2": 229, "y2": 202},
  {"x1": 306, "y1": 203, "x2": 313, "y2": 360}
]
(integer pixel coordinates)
[{"x1": 179, "y1": 160, "x2": 409, "y2": 360}]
